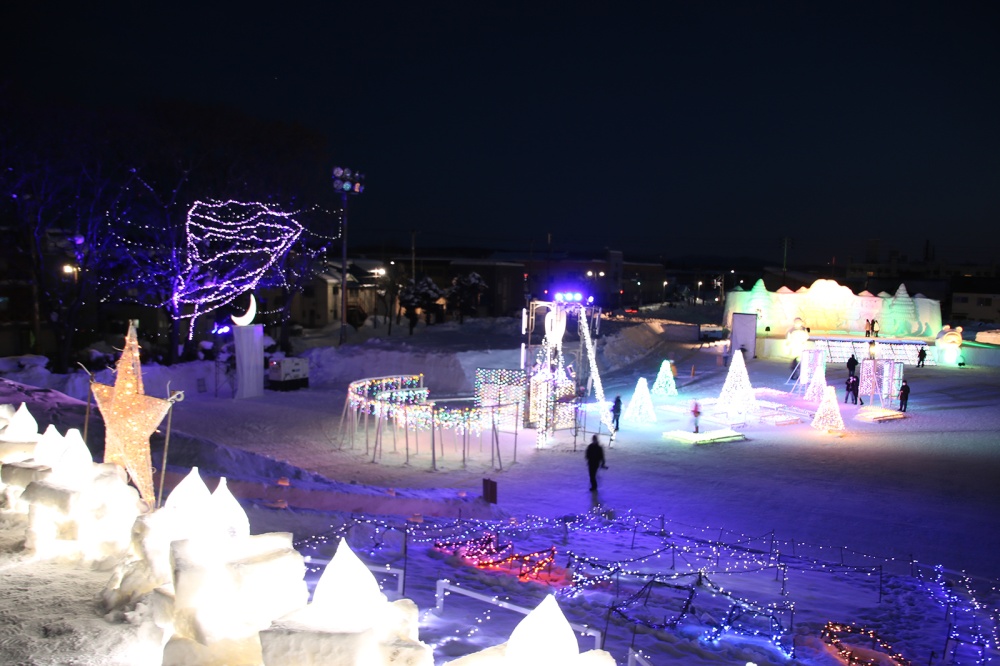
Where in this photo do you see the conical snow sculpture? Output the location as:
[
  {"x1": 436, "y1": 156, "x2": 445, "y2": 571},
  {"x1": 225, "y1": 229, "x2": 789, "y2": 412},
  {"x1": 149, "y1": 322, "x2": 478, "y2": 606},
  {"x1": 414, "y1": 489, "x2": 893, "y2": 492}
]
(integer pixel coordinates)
[
  {"x1": 31, "y1": 423, "x2": 64, "y2": 463},
  {"x1": 811, "y1": 385, "x2": 845, "y2": 432},
  {"x1": 0, "y1": 403, "x2": 39, "y2": 457},
  {"x1": 103, "y1": 467, "x2": 216, "y2": 609},
  {"x1": 446, "y1": 594, "x2": 614, "y2": 665},
  {"x1": 715, "y1": 349, "x2": 758, "y2": 420},
  {"x1": 623, "y1": 377, "x2": 657, "y2": 423},
  {"x1": 803, "y1": 361, "x2": 827, "y2": 403},
  {"x1": 15, "y1": 421, "x2": 141, "y2": 564},
  {"x1": 650, "y1": 360, "x2": 678, "y2": 397},
  {"x1": 2, "y1": 410, "x2": 51, "y2": 512},
  {"x1": 0, "y1": 402, "x2": 15, "y2": 430},
  {"x1": 1, "y1": 402, "x2": 38, "y2": 442},
  {"x1": 103, "y1": 464, "x2": 308, "y2": 666},
  {"x1": 886, "y1": 283, "x2": 918, "y2": 336},
  {"x1": 206, "y1": 477, "x2": 251, "y2": 540},
  {"x1": 261, "y1": 537, "x2": 432, "y2": 666}
]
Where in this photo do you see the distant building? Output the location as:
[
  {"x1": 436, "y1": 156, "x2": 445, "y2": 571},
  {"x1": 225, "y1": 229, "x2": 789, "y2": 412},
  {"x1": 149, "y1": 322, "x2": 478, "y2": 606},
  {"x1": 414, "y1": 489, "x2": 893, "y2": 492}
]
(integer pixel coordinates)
[{"x1": 950, "y1": 277, "x2": 1000, "y2": 324}]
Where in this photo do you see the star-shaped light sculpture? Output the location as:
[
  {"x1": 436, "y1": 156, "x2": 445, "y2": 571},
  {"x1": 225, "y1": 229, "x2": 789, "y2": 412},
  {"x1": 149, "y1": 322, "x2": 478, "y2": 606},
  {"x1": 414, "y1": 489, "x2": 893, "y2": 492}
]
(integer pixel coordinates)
[{"x1": 92, "y1": 323, "x2": 182, "y2": 506}]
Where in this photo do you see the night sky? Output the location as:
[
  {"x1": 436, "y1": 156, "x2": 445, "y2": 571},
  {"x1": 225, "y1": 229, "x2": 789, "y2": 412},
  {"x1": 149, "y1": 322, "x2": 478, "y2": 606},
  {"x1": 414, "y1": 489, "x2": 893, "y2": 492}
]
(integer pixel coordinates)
[{"x1": 5, "y1": 2, "x2": 1000, "y2": 267}]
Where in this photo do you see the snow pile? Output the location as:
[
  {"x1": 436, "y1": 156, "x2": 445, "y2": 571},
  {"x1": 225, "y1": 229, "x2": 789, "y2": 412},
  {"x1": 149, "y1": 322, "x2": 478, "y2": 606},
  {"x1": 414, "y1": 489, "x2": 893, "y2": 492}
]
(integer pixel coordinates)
[{"x1": 975, "y1": 330, "x2": 1000, "y2": 345}]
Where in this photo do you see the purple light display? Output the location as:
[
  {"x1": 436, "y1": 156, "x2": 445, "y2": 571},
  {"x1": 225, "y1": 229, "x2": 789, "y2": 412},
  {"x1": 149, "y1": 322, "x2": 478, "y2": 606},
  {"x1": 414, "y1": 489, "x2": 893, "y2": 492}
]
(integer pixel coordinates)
[{"x1": 174, "y1": 200, "x2": 304, "y2": 335}]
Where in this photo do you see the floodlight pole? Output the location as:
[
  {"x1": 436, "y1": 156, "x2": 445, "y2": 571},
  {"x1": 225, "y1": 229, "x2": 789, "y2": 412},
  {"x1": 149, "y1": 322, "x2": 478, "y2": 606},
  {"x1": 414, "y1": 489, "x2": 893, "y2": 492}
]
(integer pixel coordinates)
[
  {"x1": 339, "y1": 191, "x2": 349, "y2": 345},
  {"x1": 333, "y1": 166, "x2": 365, "y2": 346}
]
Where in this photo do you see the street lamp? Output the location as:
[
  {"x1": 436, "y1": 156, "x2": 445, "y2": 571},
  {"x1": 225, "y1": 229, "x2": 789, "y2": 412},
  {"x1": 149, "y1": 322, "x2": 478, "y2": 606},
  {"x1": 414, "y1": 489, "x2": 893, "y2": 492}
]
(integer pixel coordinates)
[
  {"x1": 332, "y1": 166, "x2": 365, "y2": 345},
  {"x1": 662, "y1": 280, "x2": 668, "y2": 303},
  {"x1": 697, "y1": 281, "x2": 703, "y2": 304}
]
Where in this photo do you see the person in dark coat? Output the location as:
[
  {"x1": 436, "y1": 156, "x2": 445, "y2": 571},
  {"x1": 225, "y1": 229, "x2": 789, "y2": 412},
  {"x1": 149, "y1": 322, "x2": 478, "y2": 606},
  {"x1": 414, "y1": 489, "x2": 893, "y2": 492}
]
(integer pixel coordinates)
[
  {"x1": 917, "y1": 347, "x2": 927, "y2": 368},
  {"x1": 844, "y1": 375, "x2": 859, "y2": 404},
  {"x1": 611, "y1": 396, "x2": 622, "y2": 431},
  {"x1": 586, "y1": 435, "x2": 607, "y2": 491},
  {"x1": 846, "y1": 354, "x2": 858, "y2": 378},
  {"x1": 899, "y1": 380, "x2": 910, "y2": 412}
]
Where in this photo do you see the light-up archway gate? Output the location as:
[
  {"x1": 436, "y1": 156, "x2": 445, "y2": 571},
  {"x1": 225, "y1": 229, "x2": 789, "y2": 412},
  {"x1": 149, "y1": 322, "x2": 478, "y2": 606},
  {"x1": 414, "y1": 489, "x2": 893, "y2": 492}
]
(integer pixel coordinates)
[{"x1": 523, "y1": 300, "x2": 614, "y2": 444}]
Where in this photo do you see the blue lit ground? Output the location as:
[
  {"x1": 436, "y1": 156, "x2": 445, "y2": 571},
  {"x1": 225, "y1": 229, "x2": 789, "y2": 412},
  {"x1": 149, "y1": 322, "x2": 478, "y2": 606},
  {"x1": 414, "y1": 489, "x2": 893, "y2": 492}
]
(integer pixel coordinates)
[{"x1": 1, "y1": 312, "x2": 999, "y2": 664}]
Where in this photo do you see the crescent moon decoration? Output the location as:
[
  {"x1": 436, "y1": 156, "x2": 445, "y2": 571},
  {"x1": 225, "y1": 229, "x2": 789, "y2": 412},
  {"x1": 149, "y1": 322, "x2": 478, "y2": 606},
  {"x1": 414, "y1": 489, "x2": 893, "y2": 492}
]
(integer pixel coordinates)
[
  {"x1": 176, "y1": 200, "x2": 303, "y2": 337},
  {"x1": 231, "y1": 294, "x2": 257, "y2": 327}
]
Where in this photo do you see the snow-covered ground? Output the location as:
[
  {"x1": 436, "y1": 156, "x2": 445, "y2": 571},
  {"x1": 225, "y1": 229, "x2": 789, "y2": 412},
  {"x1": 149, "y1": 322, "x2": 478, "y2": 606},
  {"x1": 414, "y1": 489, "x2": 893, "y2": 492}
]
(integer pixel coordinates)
[{"x1": 1, "y1": 307, "x2": 999, "y2": 665}]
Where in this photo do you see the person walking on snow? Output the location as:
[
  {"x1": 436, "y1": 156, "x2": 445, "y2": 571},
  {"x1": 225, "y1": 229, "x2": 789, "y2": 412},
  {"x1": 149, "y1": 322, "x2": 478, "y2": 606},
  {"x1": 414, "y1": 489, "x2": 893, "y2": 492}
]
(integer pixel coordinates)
[
  {"x1": 917, "y1": 347, "x2": 927, "y2": 368},
  {"x1": 586, "y1": 435, "x2": 607, "y2": 491},
  {"x1": 899, "y1": 380, "x2": 910, "y2": 412},
  {"x1": 846, "y1": 354, "x2": 858, "y2": 378},
  {"x1": 845, "y1": 375, "x2": 859, "y2": 404},
  {"x1": 611, "y1": 395, "x2": 622, "y2": 432}
]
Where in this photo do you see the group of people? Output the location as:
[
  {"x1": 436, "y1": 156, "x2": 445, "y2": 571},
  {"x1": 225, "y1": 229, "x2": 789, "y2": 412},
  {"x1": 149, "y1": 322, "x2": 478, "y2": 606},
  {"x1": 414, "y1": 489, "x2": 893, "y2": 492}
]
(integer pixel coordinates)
[
  {"x1": 864, "y1": 318, "x2": 880, "y2": 337},
  {"x1": 844, "y1": 374, "x2": 862, "y2": 404},
  {"x1": 844, "y1": 352, "x2": 911, "y2": 411},
  {"x1": 590, "y1": 347, "x2": 920, "y2": 492}
]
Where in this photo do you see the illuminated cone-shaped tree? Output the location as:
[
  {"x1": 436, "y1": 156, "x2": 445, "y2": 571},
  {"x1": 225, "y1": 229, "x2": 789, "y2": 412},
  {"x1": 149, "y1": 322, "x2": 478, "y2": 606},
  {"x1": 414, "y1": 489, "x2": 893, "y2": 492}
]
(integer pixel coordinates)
[
  {"x1": 803, "y1": 360, "x2": 827, "y2": 403},
  {"x1": 716, "y1": 350, "x2": 758, "y2": 418},
  {"x1": 650, "y1": 360, "x2": 678, "y2": 397},
  {"x1": 811, "y1": 385, "x2": 845, "y2": 431},
  {"x1": 623, "y1": 377, "x2": 657, "y2": 423}
]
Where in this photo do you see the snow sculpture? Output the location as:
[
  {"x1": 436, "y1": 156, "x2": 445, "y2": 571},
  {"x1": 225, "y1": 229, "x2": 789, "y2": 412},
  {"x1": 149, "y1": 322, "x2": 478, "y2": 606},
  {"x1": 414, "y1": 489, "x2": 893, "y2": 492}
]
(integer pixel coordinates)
[
  {"x1": 811, "y1": 386, "x2": 845, "y2": 432},
  {"x1": 785, "y1": 320, "x2": 810, "y2": 361},
  {"x1": 99, "y1": 467, "x2": 307, "y2": 665},
  {"x1": 715, "y1": 348, "x2": 758, "y2": 421},
  {"x1": 745, "y1": 279, "x2": 773, "y2": 333},
  {"x1": 724, "y1": 279, "x2": 941, "y2": 338},
  {"x1": 1, "y1": 417, "x2": 55, "y2": 512},
  {"x1": 1, "y1": 402, "x2": 38, "y2": 442},
  {"x1": 2, "y1": 424, "x2": 96, "y2": 515},
  {"x1": 650, "y1": 360, "x2": 678, "y2": 397},
  {"x1": 884, "y1": 284, "x2": 918, "y2": 336},
  {"x1": 975, "y1": 329, "x2": 1000, "y2": 345},
  {"x1": 205, "y1": 477, "x2": 251, "y2": 539},
  {"x1": 0, "y1": 401, "x2": 14, "y2": 430},
  {"x1": 446, "y1": 595, "x2": 614, "y2": 665},
  {"x1": 103, "y1": 468, "x2": 214, "y2": 610},
  {"x1": 166, "y1": 530, "x2": 307, "y2": 665},
  {"x1": 0, "y1": 402, "x2": 40, "y2": 465},
  {"x1": 623, "y1": 378, "x2": 656, "y2": 423},
  {"x1": 260, "y1": 537, "x2": 432, "y2": 666},
  {"x1": 936, "y1": 325, "x2": 964, "y2": 365},
  {"x1": 0, "y1": 421, "x2": 143, "y2": 564},
  {"x1": 21, "y1": 458, "x2": 140, "y2": 565}
]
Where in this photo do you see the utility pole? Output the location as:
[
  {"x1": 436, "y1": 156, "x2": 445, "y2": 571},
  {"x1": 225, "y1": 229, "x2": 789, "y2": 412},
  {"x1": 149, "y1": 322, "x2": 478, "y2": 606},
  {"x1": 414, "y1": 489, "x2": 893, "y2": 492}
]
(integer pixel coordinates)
[
  {"x1": 411, "y1": 230, "x2": 418, "y2": 282},
  {"x1": 782, "y1": 237, "x2": 792, "y2": 285}
]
